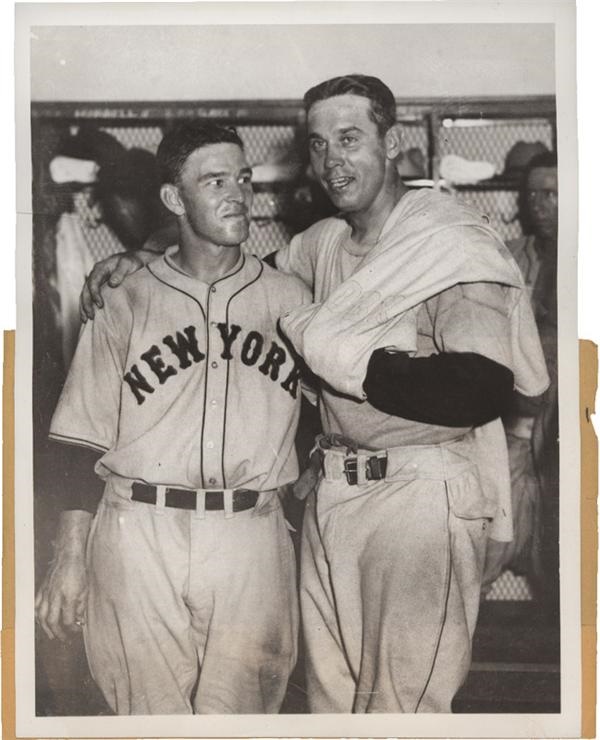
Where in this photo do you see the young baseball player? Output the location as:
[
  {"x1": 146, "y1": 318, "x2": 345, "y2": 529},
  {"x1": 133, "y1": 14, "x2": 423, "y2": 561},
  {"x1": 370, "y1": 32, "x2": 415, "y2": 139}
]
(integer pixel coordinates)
[
  {"x1": 76, "y1": 76, "x2": 550, "y2": 714},
  {"x1": 35, "y1": 121, "x2": 310, "y2": 714}
]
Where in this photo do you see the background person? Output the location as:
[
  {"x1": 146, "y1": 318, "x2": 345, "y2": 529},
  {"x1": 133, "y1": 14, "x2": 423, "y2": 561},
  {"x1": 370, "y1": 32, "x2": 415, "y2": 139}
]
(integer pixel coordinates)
[
  {"x1": 483, "y1": 151, "x2": 559, "y2": 619},
  {"x1": 45, "y1": 128, "x2": 170, "y2": 370}
]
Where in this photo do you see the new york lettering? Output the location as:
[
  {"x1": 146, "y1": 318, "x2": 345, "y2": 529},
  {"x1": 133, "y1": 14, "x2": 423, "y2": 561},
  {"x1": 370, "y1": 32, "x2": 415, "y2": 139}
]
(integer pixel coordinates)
[{"x1": 124, "y1": 323, "x2": 303, "y2": 405}]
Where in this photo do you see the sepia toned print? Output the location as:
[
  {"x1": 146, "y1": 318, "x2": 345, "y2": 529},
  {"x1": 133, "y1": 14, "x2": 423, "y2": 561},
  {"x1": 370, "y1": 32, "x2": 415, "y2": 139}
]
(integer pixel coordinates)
[{"x1": 14, "y1": 3, "x2": 581, "y2": 738}]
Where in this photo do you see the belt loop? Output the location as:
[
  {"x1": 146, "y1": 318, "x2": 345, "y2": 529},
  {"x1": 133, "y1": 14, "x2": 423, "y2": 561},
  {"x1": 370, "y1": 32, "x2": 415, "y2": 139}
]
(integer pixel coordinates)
[
  {"x1": 155, "y1": 485, "x2": 166, "y2": 516},
  {"x1": 310, "y1": 434, "x2": 325, "y2": 458},
  {"x1": 356, "y1": 453, "x2": 368, "y2": 485},
  {"x1": 223, "y1": 489, "x2": 234, "y2": 519},
  {"x1": 195, "y1": 490, "x2": 206, "y2": 520},
  {"x1": 323, "y1": 451, "x2": 343, "y2": 481}
]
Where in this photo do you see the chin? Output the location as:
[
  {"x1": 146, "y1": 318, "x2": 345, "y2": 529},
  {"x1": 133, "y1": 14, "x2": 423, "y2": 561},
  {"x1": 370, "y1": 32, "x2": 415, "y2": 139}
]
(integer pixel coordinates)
[
  {"x1": 327, "y1": 192, "x2": 360, "y2": 211},
  {"x1": 222, "y1": 225, "x2": 250, "y2": 245}
]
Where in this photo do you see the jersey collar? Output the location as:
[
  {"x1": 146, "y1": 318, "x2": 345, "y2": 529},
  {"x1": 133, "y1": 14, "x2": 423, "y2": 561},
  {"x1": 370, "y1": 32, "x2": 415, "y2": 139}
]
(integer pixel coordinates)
[{"x1": 148, "y1": 245, "x2": 263, "y2": 299}]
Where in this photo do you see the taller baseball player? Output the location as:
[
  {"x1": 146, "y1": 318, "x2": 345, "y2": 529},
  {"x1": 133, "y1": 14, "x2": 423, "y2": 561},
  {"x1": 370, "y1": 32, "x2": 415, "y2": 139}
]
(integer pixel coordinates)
[
  {"x1": 77, "y1": 76, "x2": 550, "y2": 714},
  {"x1": 35, "y1": 121, "x2": 310, "y2": 714},
  {"x1": 276, "y1": 75, "x2": 549, "y2": 713}
]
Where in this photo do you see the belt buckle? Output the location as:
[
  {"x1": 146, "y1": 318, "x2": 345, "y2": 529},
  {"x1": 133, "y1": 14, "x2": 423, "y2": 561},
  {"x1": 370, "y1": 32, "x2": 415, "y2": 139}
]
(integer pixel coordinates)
[
  {"x1": 366, "y1": 453, "x2": 388, "y2": 481},
  {"x1": 343, "y1": 457, "x2": 358, "y2": 485},
  {"x1": 343, "y1": 452, "x2": 388, "y2": 485},
  {"x1": 344, "y1": 452, "x2": 387, "y2": 486}
]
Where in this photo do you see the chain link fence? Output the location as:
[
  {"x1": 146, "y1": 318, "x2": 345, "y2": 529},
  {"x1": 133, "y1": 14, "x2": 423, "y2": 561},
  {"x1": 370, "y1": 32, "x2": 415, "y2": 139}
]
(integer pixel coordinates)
[
  {"x1": 32, "y1": 99, "x2": 557, "y2": 601},
  {"x1": 35, "y1": 102, "x2": 555, "y2": 257}
]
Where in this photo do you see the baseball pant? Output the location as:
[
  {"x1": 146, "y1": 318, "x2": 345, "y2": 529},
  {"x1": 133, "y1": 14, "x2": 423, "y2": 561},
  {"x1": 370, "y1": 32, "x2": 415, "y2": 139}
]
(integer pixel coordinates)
[
  {"x1": 83, "y1": 483, "x2": 298, "y2": 714},
  {"x1": 300, "y1": 437, "x2": 492, "y2": 713}
]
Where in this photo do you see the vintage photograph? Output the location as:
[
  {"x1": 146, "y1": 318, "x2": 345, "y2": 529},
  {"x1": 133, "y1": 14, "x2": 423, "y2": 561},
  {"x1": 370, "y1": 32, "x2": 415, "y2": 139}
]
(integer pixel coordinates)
[{"x1": 14, "y1": 2, "x2": 581, "y2": 737}]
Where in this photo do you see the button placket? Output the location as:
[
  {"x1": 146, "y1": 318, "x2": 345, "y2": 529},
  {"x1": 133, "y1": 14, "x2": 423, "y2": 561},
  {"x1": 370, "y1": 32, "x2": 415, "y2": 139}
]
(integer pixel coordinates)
[{"x1": 202, "y1": 285, "x2": 227, "y2": 489}]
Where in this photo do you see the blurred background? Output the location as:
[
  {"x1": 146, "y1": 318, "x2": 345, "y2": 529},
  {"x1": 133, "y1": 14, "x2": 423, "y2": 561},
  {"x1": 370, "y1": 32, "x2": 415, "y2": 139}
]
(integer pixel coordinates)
[{"x1": 30, "y1": 22, "x2": 560, "y2": 715}]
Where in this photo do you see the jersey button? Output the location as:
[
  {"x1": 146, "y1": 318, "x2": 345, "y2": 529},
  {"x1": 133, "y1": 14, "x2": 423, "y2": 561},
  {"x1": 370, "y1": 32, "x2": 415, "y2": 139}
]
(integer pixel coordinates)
[
  {"x1": 210, "y1": 321, "x2": 218, "y2": 327},
  {"x1": 211, "y1": 361, "x2": 218, "y2": 369},
  {"x1": 208, "y1": 477, "x2": 217, "y2": 485},
  {"x1": 211, "y1": 286, "x2": 217, "y2": 293},
  {"x1": 206, "y1": 441, "x2": 214, "y2": 449},
  {"x1": 210, "y1": 399, "x2": 218, "y2": 406}
]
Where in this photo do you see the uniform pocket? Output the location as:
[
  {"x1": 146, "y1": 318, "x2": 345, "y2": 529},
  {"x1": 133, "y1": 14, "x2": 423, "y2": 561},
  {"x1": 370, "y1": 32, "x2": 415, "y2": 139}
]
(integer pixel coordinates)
[{"x1": 446, "y1": 466, "x2": 497, "y2": 521}]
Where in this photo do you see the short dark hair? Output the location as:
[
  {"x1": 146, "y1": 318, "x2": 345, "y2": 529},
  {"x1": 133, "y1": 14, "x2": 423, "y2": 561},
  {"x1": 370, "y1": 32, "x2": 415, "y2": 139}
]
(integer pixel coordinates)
[
  {"x1": 303, "y1": 74, "x2": 397, "y2": 136},
  {"x1": 157, "y1": 121, "x2": 244, "y2": 184},
  {"x1": 526, "y1": 150, "x2": 558, "y2": 175}
]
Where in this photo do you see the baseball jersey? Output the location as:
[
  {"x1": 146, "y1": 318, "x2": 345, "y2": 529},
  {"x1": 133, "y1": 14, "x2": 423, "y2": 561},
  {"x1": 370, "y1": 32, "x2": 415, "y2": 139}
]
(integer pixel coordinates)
[
  {"x1": 278, "y1": 189, "x2": 547, "y2": 403},
  {"x1": 50, "y1": 246, "x2": 311, "y2": 492},
  {"x1": 276, "y1": 208, "x2": 516, "y2": 448}
]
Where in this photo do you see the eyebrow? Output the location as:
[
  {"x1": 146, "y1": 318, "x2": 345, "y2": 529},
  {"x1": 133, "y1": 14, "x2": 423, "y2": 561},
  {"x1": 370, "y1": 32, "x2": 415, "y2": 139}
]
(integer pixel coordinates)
[
  {"x1": 198, "y1": 167, "x2": 253, "y2": 181},
  {"x1": 308, "y1": 126, "x2": 363, "y2": 140}
]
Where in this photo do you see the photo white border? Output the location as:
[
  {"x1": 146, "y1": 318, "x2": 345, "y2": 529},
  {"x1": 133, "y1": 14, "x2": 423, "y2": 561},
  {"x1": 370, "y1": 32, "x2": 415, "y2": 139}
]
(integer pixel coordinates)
[{"x1": 13, "y1": 2, "x2": 582, "y2": 737}]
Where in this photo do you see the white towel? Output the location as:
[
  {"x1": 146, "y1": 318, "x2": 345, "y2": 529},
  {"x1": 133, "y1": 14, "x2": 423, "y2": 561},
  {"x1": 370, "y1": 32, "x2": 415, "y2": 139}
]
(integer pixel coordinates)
[
  {"x1": 280, "y1": 189, "x2": 549, "y2": 402},
  {"x1": 49, "y1": 155, "x2": 99, "y2": 185}
]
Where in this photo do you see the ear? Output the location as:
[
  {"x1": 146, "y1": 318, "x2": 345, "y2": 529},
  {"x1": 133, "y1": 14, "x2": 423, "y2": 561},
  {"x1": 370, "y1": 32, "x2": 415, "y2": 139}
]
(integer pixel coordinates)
[
  {"x1": 384, "y1": 124, "x2": 403, "y2": 161},
  {"x1": 160, "y1": 183, "x2": 185, "y2": 217}
]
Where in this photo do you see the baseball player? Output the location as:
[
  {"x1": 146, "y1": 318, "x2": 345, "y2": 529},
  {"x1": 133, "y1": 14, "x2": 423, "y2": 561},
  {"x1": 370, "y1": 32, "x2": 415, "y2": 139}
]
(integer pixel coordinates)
[
  {"x1": 35, "y1": 121, "x2": 310, "y2": 714},
  {"x1": 275, "y1": 75, "x2": 549, "y2": 713},
  {"x1": 77, "y1": 76, "x2": 549, "y2": 714}
]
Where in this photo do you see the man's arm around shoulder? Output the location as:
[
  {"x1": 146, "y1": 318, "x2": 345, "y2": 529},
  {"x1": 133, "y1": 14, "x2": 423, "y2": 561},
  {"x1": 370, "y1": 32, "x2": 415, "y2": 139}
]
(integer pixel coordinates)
[
  {"x1": 79, "y1": 219, "x2": 177, "y2": 322},
  {"x1": 79, "y1": 248, "x2": 160, "y2": 322}
]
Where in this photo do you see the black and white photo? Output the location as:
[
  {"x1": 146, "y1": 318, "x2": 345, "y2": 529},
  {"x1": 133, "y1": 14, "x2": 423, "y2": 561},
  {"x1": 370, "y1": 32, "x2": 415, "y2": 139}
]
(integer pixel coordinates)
[{"x1": 13, "y1": 3, "x2": 581, "y2": 737}]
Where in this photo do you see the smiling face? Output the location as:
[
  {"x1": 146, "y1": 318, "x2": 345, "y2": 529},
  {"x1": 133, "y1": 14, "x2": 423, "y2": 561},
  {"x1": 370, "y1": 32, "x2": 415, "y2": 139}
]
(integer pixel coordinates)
[
  {"x1": 307, "y1": 94, "x2": 399, "y2": 220},
  {"x1": 163, "y1": 142, "x2": 253, "y2": 249}
]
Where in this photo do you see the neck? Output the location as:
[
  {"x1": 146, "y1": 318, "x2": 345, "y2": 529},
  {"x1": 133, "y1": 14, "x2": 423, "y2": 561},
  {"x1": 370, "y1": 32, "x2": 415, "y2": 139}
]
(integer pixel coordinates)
[
  {"x1": 173, "y1": 228, "x2": 241, "y2": 283},
  {"x1": 347, "y1": 177, "x2": 409, "y2": 248}
]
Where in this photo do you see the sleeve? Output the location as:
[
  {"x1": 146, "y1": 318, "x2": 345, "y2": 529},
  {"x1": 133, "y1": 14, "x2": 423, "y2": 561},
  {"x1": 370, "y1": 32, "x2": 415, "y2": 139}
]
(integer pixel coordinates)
[
  {"x1": 431, "y1": 282, "x2": 514, "y2": 365},
  {"x1": 49, "y1": 293, "x2": 130, "y2": 453},
  {"x1": 363, "y1": 349, "x2": 514, "y2": 427},
  {"x1": 50, "y1": 441, "x2": 105, "y2": 513},
  {"x1": 363, "y1": 283, "x2": 516, "y2": 426},
  {"x1": 277, "y1": 275, "x2": 319, "y2": 404},
  {"x1": 296, "y1": 282, "x2": 320, "y2": 406},
  {"x1": 275, "y1": 230, "x2": 316, "y2": 290}
]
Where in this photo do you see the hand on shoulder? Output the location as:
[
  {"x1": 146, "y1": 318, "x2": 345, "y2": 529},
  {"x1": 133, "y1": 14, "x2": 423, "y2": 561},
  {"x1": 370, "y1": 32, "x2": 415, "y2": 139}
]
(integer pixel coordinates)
[{"x1": 79, "y1": 250, "x2": 159, "y2": 322}]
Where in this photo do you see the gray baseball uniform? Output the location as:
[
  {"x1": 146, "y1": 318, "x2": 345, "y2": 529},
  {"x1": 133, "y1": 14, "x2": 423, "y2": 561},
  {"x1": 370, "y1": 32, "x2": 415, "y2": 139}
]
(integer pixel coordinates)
[
  {"x1": 50, "y1": 247, "x2": 310, "y2": 714},
  {"x1": 276, "y1": 189, "x2": 548, "y2": 712}
]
